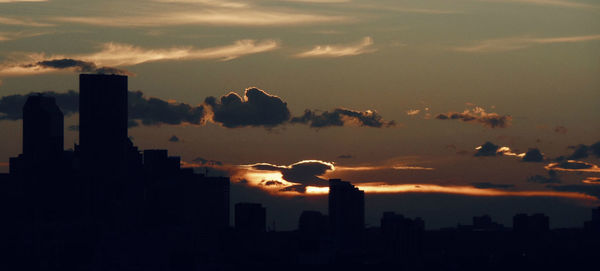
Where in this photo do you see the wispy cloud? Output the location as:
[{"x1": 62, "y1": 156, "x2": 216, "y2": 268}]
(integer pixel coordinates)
[
  {"x1": 0, "y1": 16, "x2": 52, "y2": 27},
  {"x1": 0, "y1": 31, "x2": 50, "y2": 41},
  {"x1": 53, "y1": 9, "x2": 348, "y2": 27},
  {"x1": 295, "y1": 36, "x2": 375, "y2": 58},
  {"x1": 284, "y1": 0, "x2": 350, "y2": 3},
  {"x1": 153, "y1": 0, "x2": 249, "y2": 8},
  {"x1": 0, "y1": 0, "x2": 47, "y2": 2},
  {"x1": 481, "y1": 0, "x2": 597, "y2": 9},
  {"x1": 455, "y1": 34, "x2": 600, "y2": 53},
  {"x1": 0, "y1": 39, "x2": 279, "y2": 76}
]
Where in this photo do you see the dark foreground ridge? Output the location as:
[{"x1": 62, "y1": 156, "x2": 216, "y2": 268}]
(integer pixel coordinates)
[{"x1": 0, "y1": 74, "x2": 599, "y2": 270}]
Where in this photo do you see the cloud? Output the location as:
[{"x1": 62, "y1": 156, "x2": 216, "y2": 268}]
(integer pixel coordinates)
[
  {"x1": 471, "y1": 182, "x2": 516, "y2": 189},
  {"x1": 337, "y1": 154, "x2": 353, "y2": 159},
  {"x1": 436, "y1": 107, "x2": 511, "y2": 128},
  {"x1": 406, "y1": 109, "x2": 420, "y2": 116},
  {"x1": 474, "y1": 142, "x2": 526, "y2": 158},
  {"x1": 0, "y1": 90, "x2": 207, "y2": 126},
  {"x1": 567, "y1": 142, "x2": 600, "y2": 159},
  {"x1": 548, "y1": 185, "x2": 600, "y2": 199},
  {"x1": 128, "y1": 91, "x2": 207, "y2": 126},
  {"x1": 455, "y1": 34, "x2": 600, "y2": 53},
  {"x1": 168, "y1": 135, "x2": 180, "y2": 142},
  {"x1": 204, "y1": 87, "x2": 291, "y2": 128},
  {"x1": 291, "y1": 108, "x2": 395, "y2": 128},
  {"x1": 528, "y1": 170, "x2": 561, "y2": 184},
  {"x1": 295, "y1": 37, "x2": 376, "y2": 58},
  {"x1": 192, "y1": 157, "x2": 223, "y2": 166},
  {"x1": 474, "y1": 142, "x2": 500, "y2": 156},
  {"x1": 153, "y1": 0, "x2": 248, "y2": 8},
  {"x1": 569, "y1": 144, "x2": 590, "y2": 159},
  {"x1": 554, "y1": 126, "x2": 567, "y2": 134},
  {"x1": 53, "y1": 10, "x2": 347, "y2": 27},
  {"x1": 27, "y1": 58, "x2": 131, "y2": 75},
  {"x1": 582, "y1": 177, "x2": 600, "y2": 184},
  {"x1": 2, "y1": 88, "x2": 393, "y2": 130},
  {"x1": 0, "y1": 91, "x2": 78, "y2": 120},
  {"x1": 545, "y1": 160, "x2": 600, "y2": 173},
  {"x1": 0, "y1": 40, "x2": 279, "y2": 76},
  {"x1": 0, "y1": 31, "x2": 50, "y2": 42},
  {"x1": 481, "y1": 0, "x2": 597, "y2": 9},
  {"x1": 522, "y1": 148, "x2": 544, "y2": 162},
  {"x1": 248, "y1": 160, "x2": 335, "y2": 192},
  {"x1": 284, "y1": 0, "x2": 349, "y2": 3},
  {"x1": 0, "y1": 16, "x2": 53, "y2": 27},
  {"x1": 0, "y1": 0, "x2": 47, "y2": 2}
]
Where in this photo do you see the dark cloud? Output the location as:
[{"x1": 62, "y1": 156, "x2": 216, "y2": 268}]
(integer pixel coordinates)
[
  {"x1": 205, "y1": 87, "x2": 291, "y2": 128},
  {"x1": 474, "y1": 142, "x2": 500, "y2": 157},
  {"x1": 528, "y1": 170, "x2": 560, "y2": 184},
  {"x1": 337, "y1": 154, "x2": 353, "y2": 159},
  {"x1": 0, "y1": 91, "x2": 78, "y2": 120},
  {"x1": 553, "y1": 161, "x2": 593, "y2": 170},
  {"x1": 168, "y1": 135, "x2": 179, "y2": 142},
  {"x1": 26, "y1": 58, "x2": 132, "y2": 76},
  {"x1": 128, "y1": 91, "x2": 206, "y2": 126},
  {"x1": 569, "y1": 144, "x2": 589, "y2": 159},
  {"x1": 1, "y1": 90, "x2": 207, "y2": 127},
  {"x1": 554, "y1": 126, "x2": 567, "y2": 134},
  {"x1": 522, "y1": 148, "x2": 544, "y2": 162},
  {"x1": 251, "y1": 160, "x2": 334, "y2": 192},
  {"x1": 192, "y1": 157, "x2": 223, "y2": 166},
  {"x1": 3, "y1": 87, "x2": 395, "y2": 131},
  {"x1": 567, "y1": 142, "x2": 600, "y2": 159},
  {"x1": 435, "y1": 108, "x2": 511, "y2": 128},
  {"x1": 471, "y1": 182, "x2": 515, "y2": 189},
  {"x1": 291, "y1": 108, "x2": 395, "y2": 128}
]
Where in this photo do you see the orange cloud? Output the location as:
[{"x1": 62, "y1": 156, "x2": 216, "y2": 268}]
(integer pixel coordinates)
[{"x1": 295, "y1": 37, "x2": 376, "y2": 58}]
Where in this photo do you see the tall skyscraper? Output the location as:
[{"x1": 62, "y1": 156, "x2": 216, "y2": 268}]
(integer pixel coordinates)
[
  {"x1": 79, "y1": 74, "x2": 128, "y2": 175},
  {"x1": 328, "y1": 179, "x2": 364, "y2": 251},
  {"x1": 22, "y1": 94, "x2": 64, "y2": 170}
]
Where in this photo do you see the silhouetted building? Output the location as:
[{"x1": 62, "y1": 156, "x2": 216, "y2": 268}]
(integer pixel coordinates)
[
  {"x1": 328, "y1": 179, "x2": 364, "y2": 253},
  {"x1": 380, "y1": 212, "x2": 424, "y2": 265},
  {"x1": 9, "y1": 95, "x2": 64, "y2": 174},
  {"x1": 235, "y1": 203, "x2": 266, "y2": 233},
  {"x1": 143, "y1": 149, "x2": 181, "y2": 177},
  {"x1": 514, "y1": 213, "x2": 549, "y2": 233},
  {"x1": 299, "y1": 210, "x2": 328, "y2": 235},
  {"x1": 79, "y1": 74, "x2": 128, "y2": 175},
  {"x1": 584, "y1": 206, "x2": 600, "y2": 232},
  {"x1": 23, "y1": 94, "x2": 64, "y2": 166},
  {"x1": 473, "y1": 214, "x2": 505, "y2": 231}
]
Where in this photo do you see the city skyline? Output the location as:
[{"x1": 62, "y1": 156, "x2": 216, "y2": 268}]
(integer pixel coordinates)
[
  {"x1": 0, "y1": 73, "x2": 598, "y2": 269},
  {"x1": 1, "y1": 0, "x2": 600, "y2": 230}
]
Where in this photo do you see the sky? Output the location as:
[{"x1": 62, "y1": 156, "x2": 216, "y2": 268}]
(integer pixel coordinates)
[{"x1": 1, "y1": 0, "x2": 599, "y2": 230}]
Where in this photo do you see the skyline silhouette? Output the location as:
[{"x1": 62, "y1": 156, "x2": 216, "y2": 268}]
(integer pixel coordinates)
[{"x1": 0, "y1": 73, "x2": 599, "y2": 269}]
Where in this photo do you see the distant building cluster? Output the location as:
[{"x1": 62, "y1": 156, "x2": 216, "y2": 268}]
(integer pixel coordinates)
[{"x1": 0, "y1": 74, "x2": 599, "y2": 270}]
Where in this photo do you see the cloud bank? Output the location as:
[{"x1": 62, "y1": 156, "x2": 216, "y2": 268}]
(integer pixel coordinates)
[{"x1": 291, "y1": 108, "x2": 395, "y2": 128}]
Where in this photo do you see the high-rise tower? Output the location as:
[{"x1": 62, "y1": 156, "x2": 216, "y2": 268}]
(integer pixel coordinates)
[
  {"x1": 79, "y1": 74, "x2": 128, "y2": 175},
  {"x1": 22, "y1": 95, "x2": 64, "y2": 169},
  {"x1": 328, "y1": 179, "x2": 364, "y2": 251}
]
